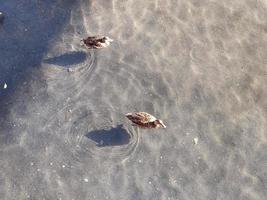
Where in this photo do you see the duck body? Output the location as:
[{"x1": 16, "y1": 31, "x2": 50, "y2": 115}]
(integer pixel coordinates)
[
  {"x1": 81, "y1": 36, "x2": 113, "y2": 49},
  {"x1": 126, "y1": 112, "x2": 166, "y2": 129}
]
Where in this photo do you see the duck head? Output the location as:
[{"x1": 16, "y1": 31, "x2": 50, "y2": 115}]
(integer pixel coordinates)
[
  {"x1": 154, "y1": 119, "x2": 166, "y2": 128},
  {"x1": 103, "y1": 36, "x2": 113, "y2": 44}
]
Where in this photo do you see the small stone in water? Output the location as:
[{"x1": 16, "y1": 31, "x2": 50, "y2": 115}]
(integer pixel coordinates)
[
  {"x1": 193, "y1": 137, "x2": 199, "y2": 145},
  {"x1": 84, "y1": 178, "x2": 89, "y2": 182}
]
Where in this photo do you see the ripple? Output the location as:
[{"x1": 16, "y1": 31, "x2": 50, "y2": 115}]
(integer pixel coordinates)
[
  {"x1": 43, "y1": 104, "x2": 141, "y2": 164},
  {"x1": 43, "y1": 50, "x2": 97, "y2": 98}
]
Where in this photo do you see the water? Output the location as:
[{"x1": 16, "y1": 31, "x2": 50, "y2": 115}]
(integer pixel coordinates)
[{"x1": 0, "y1": 0, "x2": 267, "y2": 199}]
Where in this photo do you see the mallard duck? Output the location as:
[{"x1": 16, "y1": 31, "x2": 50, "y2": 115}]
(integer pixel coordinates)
[
  {"x1": 126, "y1": 112, "x2": 166, "y2": 129},
  {"x1": 81, "y1": 36, "x2": 113, "y2": 49}
]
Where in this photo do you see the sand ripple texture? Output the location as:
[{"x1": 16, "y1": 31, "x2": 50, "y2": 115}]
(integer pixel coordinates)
[{"x1": 0, "y1": 0, "x2": 267, "y2": 200}]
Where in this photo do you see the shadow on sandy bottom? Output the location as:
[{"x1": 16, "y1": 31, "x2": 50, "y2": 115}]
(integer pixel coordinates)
[
  {"x1": 86, "y1": 124, "x2": 131, "y2": 147},
  {"x1": 0, "y1": 0, "x2": 79, "y2": 143},
  {"x1": 43, "y1": 51, "x2": 87, "y2": 66}
]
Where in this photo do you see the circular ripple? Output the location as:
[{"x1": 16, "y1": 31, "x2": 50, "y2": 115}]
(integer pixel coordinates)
[
  {"x1": 44, "y1": 104, "x2": 141, "y2": 164},
  {"x1": 44, "y1": 50, "x2": 97, "y2": 99}
]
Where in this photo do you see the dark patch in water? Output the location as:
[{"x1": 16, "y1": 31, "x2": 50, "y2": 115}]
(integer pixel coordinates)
[
  {"x1": 44, "y1": 51, "x2": 87, "y2": 66},
  {"x1": 86, "y1": 124, "x2": 130, "y2": 147}
]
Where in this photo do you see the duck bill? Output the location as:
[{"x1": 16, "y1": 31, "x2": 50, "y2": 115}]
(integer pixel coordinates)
[{"x1": 161, "y1": 123, "x2": 167, "y2": 128}]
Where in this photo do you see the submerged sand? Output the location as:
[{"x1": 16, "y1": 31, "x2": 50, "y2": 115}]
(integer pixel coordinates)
[{"x1": 0, "y1": 0, "x2": 267, "y2": 199}]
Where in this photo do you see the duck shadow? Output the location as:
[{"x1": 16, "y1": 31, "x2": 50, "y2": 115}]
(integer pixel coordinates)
[
  {"x1": 86, "y1": 124, "x2": 131, "y2": 147},
  {"x1": 43, "y1": 51, "x2": 87, "y2": 66}
]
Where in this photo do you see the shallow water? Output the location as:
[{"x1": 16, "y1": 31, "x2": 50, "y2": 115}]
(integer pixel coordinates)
[{"x1": 0, "y1": 0, "x2": 267, "y2": 199}]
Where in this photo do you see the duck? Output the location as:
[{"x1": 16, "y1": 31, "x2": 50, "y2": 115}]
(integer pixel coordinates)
[
  {"x1": 81, "y1": 36, "x2": 113, "y2": 49},
  {"x1": 125, "y1": 112, "x2": 166, "y2": 129}
]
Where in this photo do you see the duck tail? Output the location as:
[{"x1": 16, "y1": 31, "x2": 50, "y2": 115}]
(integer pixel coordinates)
[
  {"x1": 80, "y1": 39, "x2": 85, "y2": 46},
  {"x1": 126, "y1": 113, "x2": 132, "y2": 116},
  {"x1": 126, "y1": 113, "x2": 135, "y2": 121}
]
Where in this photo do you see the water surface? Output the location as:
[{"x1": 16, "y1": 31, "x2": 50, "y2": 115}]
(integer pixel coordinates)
[{"x1": 0, "y1": 0, "x2": 267, "y2": 199}]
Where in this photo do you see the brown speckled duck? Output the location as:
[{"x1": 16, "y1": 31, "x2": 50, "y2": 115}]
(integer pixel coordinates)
[
  {"x1": 81, "y1": 36, "x2": 113, "y2": 49},
  {"x1": 126, "y1": 112, "x2": 166, "y2": 129}
]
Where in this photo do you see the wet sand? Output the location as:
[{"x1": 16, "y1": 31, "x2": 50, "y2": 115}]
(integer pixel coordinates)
[{"x1": 0, "y1": 0, "x2": 267, "y2": 199}]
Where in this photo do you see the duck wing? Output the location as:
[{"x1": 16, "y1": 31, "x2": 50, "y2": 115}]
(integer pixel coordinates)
[
  {"x1": 137, "y1": 112, "x2": 157, "y2": 123},
  {"x1": 126, "y1": 112, "x2": 157, "y2": 124}
]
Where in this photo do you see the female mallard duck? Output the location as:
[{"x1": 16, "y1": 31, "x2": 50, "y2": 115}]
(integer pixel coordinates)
[
  {"x1": 81, "y1": 36, "x2": 113, "y2": 49},
  {"x1": 126, "y1": 112, "x2": 166, "y2": 129}
]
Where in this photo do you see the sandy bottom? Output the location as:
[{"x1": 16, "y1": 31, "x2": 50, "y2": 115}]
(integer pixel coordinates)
[{"x1": 0, "y1": 0, "x2": 267, "y2": 199}]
